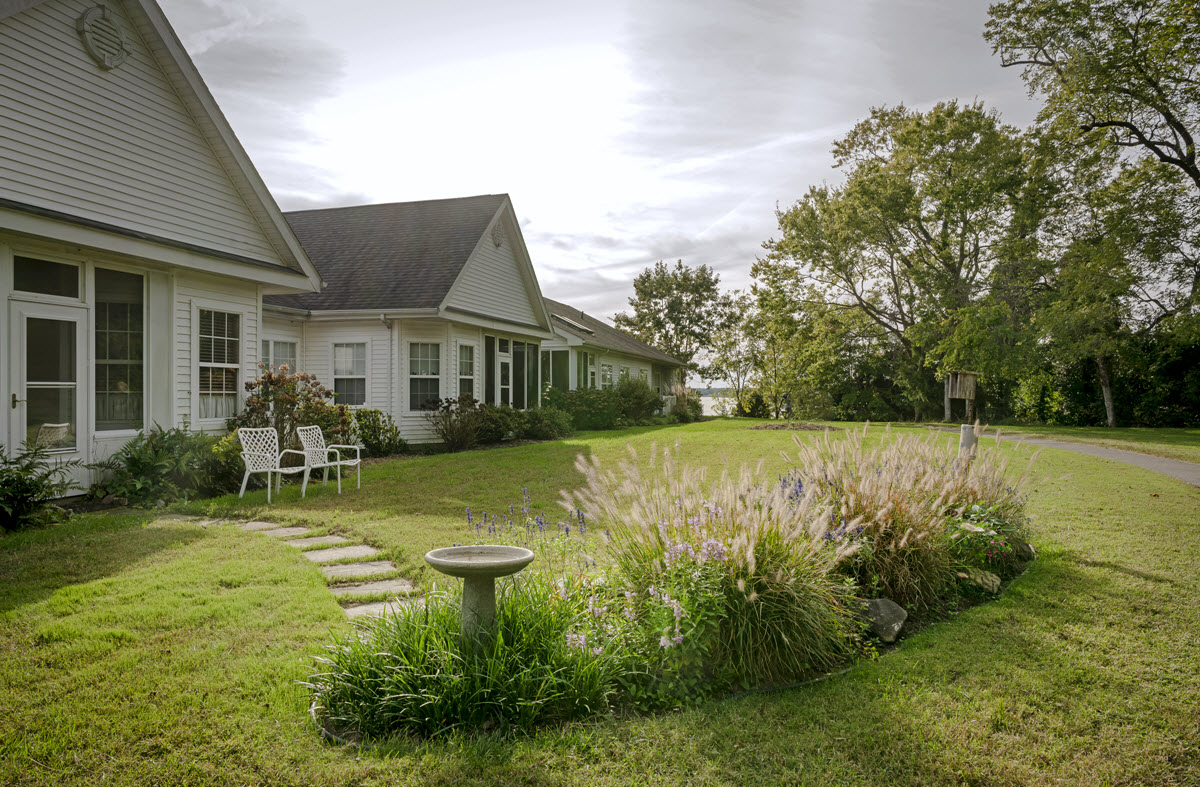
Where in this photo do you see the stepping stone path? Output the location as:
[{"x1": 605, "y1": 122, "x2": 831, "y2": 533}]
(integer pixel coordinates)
[{"x1": 233, "y1": 520, "x2": 417, "y2": 619}]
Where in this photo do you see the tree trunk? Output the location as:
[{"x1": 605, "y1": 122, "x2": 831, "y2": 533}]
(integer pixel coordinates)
[{"x1": 1095, "y1": 354, "x2": 1116, "y2": 428}]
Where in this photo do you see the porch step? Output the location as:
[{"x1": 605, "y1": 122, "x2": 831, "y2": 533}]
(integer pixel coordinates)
[{"x1": 304, "y1": 545, "x2": 380, "y2": 563}]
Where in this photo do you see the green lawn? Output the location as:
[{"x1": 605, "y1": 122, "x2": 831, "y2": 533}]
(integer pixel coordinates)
[
  {"x1": 992, "y1": 424, "x2": 1200, "y2": 464},
  {"x1": 2, "y1": 420, "x2": 1198, "y2": 785}
]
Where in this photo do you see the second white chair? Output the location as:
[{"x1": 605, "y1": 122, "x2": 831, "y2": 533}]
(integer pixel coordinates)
[
  {"x1": 236, "y1": 427, "x2": 310, "y2": 503},
  {"x1": 297, "y1": 425, "x2": 361, "y2": 494}
]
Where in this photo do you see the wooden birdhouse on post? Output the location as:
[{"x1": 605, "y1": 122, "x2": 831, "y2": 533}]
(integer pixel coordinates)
[{"x1": 944, "y1": 370, "x2": 980, "y2": 423}]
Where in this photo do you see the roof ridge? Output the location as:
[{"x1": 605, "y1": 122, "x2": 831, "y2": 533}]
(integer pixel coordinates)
[{"x1": 284, "y1": 193, "x2": 508, "y2": 216}]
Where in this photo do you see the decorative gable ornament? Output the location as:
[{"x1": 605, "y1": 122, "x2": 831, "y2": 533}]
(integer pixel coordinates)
[
  {"x1": 491, "y1": 222, "x2": 505, "y2": 248},
  {"x1": 77, "y1": 5, "x2": 131, "y2": 70}
]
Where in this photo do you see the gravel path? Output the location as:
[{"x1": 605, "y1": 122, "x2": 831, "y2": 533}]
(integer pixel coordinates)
[{"x1": 989, "y1": 431, "x2": 1200, "y2": 487}]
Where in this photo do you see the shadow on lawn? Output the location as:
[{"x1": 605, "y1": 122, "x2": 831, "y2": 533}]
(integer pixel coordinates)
[
  {"x1": 394, "y1": 550, "x2": 1196, "y2": 785},
  {"x1": 0, "y1": 513, "x2": 205, "y2": 615}
]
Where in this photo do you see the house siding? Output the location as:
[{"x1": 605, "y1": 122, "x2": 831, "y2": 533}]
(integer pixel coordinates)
[
  {"x1": 444, "y1": 217, "x2": 541, "y2": 329},
  {"x1": 300, "y1": 320, "x2": 392, "y2": 413},
  {"x1": 0, "y1": 0, "x2": 286, "y2": 266}
]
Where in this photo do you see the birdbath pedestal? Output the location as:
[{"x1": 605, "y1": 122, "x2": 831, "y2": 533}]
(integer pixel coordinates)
[{"x1": 424, "y1": 545, "x2": 534, "y2": 643}]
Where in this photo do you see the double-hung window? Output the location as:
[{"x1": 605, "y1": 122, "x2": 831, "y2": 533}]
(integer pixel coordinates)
[
  {"x1": 600, "y1": 363, "x2": 614, "y2": 390},
  {"x1": 410, "y1": 342, "x2": 440, "y2": 410},
  {"x1": 198, "y1": 309, "x2": 239, "y2": 419},
  {"x1": 333, "y1": 342, "x2": 367, "y2": 406},
  {"x1": 458, "y1": 344, "x2": 475, "y2": 399},
  {"x1": 261, "y1": 340, "x2": 297, "y2": 372}
]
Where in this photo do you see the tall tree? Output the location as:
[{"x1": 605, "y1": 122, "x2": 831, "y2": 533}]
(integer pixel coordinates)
[
  {"x1": 756, "y1": 101, "x2": 1034, "y2": 418},
  {"x1": 705, "y1": 292, "x2": 758, "y2": 412},
  {"x1": 986, "y1": 0, "x2": 1200, "y2": 194},
  {"x1": 613, "y1": 259, "x2": 736, "y2": 376}
]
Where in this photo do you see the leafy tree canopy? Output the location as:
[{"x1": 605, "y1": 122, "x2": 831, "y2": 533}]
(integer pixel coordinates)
[
  {"x1": 613, "y1": 259, "x2": 737, "y2": 376},
  {"x1": 986, "y1": 0, "x2": 1200, "y2": 194}
]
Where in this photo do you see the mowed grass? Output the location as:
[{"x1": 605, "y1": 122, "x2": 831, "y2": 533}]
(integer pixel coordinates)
[
  {"x1": 995, "y1": 424, "x2": 1200, "y2": 464},
  {"x1": 0, "y1": 419, "x2": 1197, "y2": 784}
]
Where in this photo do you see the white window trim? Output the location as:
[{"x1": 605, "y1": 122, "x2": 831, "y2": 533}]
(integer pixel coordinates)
[
  {"x1": 600, "y1": 362, "x2": 614, "y2": 390},
  {"x1": 93, "y1": 266, "x2": 148, "y2": 433},
  {"x1": 190, "y1": 298, "x2": 253, "y2": 430},
  {"x1": 329, "y1": 338, "x2": 371, "y2": 408},
  {"x1": 260, "y1": 336, "x2": 299, "y2": 373},
  {"x1": 456, "y1": 340, "x2": 478, "y2": 400},
  {"x1": 408, "y1": 339, "x2": 442, "y2": 411}
]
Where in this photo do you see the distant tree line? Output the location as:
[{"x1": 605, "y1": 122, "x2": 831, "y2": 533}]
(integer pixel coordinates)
[{"x1": 615, "y1": 0, "x2": 1199, "y2": 427}]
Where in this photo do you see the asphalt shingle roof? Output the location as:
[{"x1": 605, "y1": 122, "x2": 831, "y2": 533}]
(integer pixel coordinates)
[
  {"x1": 543, "y1": 297, "x2": 683, "y2": 367},
  {"x1": 263, "y1": 194, "x2": 506, "y2": 311}
]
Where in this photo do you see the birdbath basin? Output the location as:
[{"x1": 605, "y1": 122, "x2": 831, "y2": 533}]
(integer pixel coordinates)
[{"x1": 424, "y1": 545, "x2": 534, "y2": 642}]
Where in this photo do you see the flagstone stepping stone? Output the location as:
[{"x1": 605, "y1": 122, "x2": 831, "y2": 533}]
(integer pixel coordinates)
[
  {"x1": 329, "y1": 578, "x2": 415, "y2": 598},
  {"x1": 159, "y1": 514, "x2": 200, "y2": 521},
  {"x1": 305, "y1": 545, "x2": 380, "y2": 563},
  {"x1": 286, "y1": 534, "x2": 350, "y2": 549},
  {"x1": 343, "y1": 596, "x2": 422, "y2": 619},
  {"x1": 238, "y1": 521, "x2": 281, "y2": 531},
  {"x1": 259, "y1": 526, "x2": 311, "y2": 539},
  {"x1": 319, "y1": 560, "x2": 395, "y2": 580}
]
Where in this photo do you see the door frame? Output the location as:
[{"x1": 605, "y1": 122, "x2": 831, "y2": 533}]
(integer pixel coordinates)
[{"x1": 8, "y1": 299, "x2": 90, "y2": 488}]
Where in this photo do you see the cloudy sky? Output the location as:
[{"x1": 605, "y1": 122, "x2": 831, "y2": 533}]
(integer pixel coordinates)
[{"x1": 161, "y1": 0, "x2": 1042, "y2": 322}]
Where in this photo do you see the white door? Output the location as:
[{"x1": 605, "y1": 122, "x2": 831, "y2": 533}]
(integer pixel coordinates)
[{"x1": 8, "y1": 301, "x2": 89, "y2": 490}]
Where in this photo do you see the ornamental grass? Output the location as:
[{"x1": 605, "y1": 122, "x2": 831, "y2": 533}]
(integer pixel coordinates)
[
  {"x1": 566, "y1": 442, "x2": 863, "y2": 689},
  {"x1": 782, "y1": 423, "x2": 1037, "y2": 610}
]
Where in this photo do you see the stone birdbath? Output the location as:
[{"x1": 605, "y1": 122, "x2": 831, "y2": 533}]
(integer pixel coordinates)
[{"x1": 424, "y1": 545, "x2": 534, "y2": 643}]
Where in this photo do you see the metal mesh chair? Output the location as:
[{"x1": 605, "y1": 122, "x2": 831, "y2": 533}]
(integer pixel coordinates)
[
  {"x1": 236, "y1": 427, "x2": 310, "y2": 503},
  {"x1": 297, "y1": 425, "x2": 361, "y2": 494}
]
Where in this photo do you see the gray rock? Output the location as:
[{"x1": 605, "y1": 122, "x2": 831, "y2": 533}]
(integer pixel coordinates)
[
  {"x1": 863, "y1": 598, "x2": 907, "y2": 643},
  {"x1": 961, "y1": 567, "x2": 1002, "y2": 593},
  {"x1": 1012, "y1": 540, "x2": 1036, "y2": 562}
]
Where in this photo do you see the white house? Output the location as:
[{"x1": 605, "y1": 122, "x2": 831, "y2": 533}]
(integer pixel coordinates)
[
  {"x1": 0, "y1": 0, "x2": 323, "y2": 487},
  {"x1": 0, "y1": 0, "x2": 683, "y2": 489},
  {"x1": 261, "y1": 197, "x2": 685, "y2": 443}
]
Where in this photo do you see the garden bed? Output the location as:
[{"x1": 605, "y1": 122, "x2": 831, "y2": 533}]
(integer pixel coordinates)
[{"x1": 308, "y1": 425, "x2": 1037, "y2": 742}]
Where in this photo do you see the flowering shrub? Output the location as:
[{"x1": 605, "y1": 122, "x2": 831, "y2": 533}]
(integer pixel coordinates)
[
  {"x1": 947, "y1": 503, "x2": 1028, "y2": 579},
  {"x1": 228, "y1": 365, "x2": 353, "y2": 453}
]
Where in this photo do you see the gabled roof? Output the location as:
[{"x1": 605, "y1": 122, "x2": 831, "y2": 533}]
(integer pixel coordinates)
[
  {"x1": 0, "y1": 0, "x2": 323, "y2": 291},
  {"x1": 545, "y1": 297, "x2": 684, "y2": 367},
  {"x1": 264, "y1": 195, "x2": 508, "y2": 311}
]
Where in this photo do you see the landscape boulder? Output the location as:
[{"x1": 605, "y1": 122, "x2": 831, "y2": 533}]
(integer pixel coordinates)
[
  {"x1": 862, "y1": 598, "x2": 907, "y2": 643},
  {"x1": 1012, "y1": 540, "x2": 1036, "y2": 562},
  {"x1": 960, "y1": 567, "x2": 1002, "y2": 594}
]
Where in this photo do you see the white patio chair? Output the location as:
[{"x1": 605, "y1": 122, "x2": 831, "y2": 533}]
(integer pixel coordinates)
[
  {"x1": 236, "y1": 427, "x2": 310, "y2": 504},
  {"x1": 34, "y1": 422, "x2": 70, "y2": 448},
  {"x1": 297, "y1": 425, "x2": 361, "y2": 494}
]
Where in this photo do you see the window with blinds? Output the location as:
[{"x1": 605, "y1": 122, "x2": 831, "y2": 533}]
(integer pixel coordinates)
[{"x1": 198, "y1": 309, "x2": 239, "y2": 419}]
